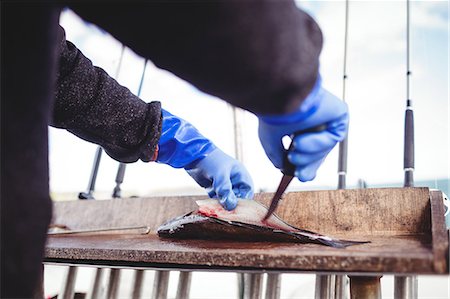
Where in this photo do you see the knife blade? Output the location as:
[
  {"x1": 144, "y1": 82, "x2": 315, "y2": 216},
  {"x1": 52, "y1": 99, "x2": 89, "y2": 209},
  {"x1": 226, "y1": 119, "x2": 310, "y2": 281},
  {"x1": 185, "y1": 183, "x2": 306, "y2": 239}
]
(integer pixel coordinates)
[{"x1": 263, "y1": 124, "x2": 327, "y2": 221}]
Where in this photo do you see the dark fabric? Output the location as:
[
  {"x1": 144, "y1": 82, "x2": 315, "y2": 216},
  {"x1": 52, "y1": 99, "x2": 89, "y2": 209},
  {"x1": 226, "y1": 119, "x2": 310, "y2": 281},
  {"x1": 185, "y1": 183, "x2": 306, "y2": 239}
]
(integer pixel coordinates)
[
  {"x1": 1, "y1": 1, "x2": 322, "y2": 297},
  {"x1": 70, "y1": 0, "x2": 322, "y2": 114},
  {"x1": 1, "y1": 3, "x2": 61, "y2": 298},
  {"x1": 54, "y1": 27, "x2": 162, "y2": 163}
]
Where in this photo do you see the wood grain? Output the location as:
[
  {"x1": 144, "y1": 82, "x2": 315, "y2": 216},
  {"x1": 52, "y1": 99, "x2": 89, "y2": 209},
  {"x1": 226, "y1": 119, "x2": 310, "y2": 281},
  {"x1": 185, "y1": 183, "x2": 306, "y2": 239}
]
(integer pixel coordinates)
[
  {"x1": 430, "y1": 190, "x2": 449, "y2": 273},
  {"x1": 46, "y1": 187, "x2": 448, "y2": 274},
  {"x1": 51, "y1": 195, "x2": 202, "y2": 232},
  {"x1": 46, "y1": 234, "x2": 435, "y2": 274},
  {"x1": 255, "y1": 187, "x2": 431, "y2": 236}
]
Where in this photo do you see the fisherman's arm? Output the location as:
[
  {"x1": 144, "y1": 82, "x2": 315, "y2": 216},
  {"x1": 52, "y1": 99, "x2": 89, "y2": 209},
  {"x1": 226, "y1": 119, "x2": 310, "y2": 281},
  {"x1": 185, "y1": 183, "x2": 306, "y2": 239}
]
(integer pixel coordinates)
[
  {"x1": 53, "y1": 26, "x2": 161, "y2": 163},
  {"x1": 53, "y1": 26, "x2": 253, "y2": 209}
]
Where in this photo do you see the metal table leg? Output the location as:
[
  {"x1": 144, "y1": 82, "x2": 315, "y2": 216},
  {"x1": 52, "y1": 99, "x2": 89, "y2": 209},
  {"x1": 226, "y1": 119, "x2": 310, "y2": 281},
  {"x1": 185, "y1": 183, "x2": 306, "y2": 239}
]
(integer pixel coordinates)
[
  {"x1": 131, "y1": 270, "x2": 145, "y2": 299},
  {"x1": 349, "y1": 276, "x2": 381, "y2": 299},
  {"x1": 394, "y1": 276, "x2": 417, "y2": 299},
  {"x1": 265, "y1": 273, "x2": 281, "y2": 299},
  {"x1": 238, "y1": 273, "x2": 245, "y2": 299},
  {"x1": 86, "y1": 268, "x2": 105, "y2": 299},
  {"x1": 244, "y1": 273, "x2": 263, "y2": 299},
  {"x1": 105, "y1": 269, "x2": 121, "y2": 299},
  {"x1": 335, "y1": 275, "x2": 349, "y2": 299},
  {"x1": 57, "y1": 266, "x2": 78, "y2": 299},
  {"x1": 176, "y1": 271, "x2": 192, "y2": 299},
  {"x1": 152, "y1": 270, "x2": 170, "y2": 299},
  {"x1": 315, "y1": 274, "x2": 335, "y2": 299}
]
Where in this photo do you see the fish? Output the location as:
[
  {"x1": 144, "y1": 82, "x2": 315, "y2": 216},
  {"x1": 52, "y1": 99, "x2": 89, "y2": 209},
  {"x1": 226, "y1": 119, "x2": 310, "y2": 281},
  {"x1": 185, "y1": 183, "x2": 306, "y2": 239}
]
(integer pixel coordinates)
[{"x1": 157, "y1": 199, "x2": 368, "y2": 248}]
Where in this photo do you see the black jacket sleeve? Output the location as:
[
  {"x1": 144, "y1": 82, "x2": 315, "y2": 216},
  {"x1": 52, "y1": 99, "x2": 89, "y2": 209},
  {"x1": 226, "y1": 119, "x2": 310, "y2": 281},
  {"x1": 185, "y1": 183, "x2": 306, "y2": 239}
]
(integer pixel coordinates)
[
  {"x1": 52, "y1": 26, "x2": 162, "y2": 163},
  {"x1": 70, "y1": 0, "x2": 322, "y2": 115}
]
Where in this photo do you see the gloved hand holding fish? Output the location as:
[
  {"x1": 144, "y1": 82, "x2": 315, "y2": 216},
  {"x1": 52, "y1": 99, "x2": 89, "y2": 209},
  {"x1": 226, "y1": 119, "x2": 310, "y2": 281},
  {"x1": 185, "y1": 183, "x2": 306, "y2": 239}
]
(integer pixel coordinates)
[
  {"x1": 158, "y1": 199, "x2": 368, "y2": 248},
  {"x1": 156, "y1": 109, "x2": 254, "y2": 211}
]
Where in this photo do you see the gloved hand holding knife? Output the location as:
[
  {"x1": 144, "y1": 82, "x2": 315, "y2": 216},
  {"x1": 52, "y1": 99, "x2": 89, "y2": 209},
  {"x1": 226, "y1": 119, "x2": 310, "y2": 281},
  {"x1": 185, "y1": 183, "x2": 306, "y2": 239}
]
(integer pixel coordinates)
[{"x1": 258, "y1": 76, "x2": 349, "y2": 219}]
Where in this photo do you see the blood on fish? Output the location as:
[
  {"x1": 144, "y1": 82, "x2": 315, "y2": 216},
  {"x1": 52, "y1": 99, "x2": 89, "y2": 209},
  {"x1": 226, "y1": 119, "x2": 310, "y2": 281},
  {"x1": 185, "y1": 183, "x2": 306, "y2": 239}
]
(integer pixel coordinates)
[{"x1": 197, "y1": 206, "x2": 215, "y2": 217}]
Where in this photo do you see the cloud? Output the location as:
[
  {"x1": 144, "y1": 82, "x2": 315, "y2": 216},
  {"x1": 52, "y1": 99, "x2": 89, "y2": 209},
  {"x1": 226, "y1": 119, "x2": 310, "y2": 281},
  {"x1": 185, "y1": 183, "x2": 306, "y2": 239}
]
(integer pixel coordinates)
[{"x1": 413, "y1": 1, "x2": 448, "y2": 30}]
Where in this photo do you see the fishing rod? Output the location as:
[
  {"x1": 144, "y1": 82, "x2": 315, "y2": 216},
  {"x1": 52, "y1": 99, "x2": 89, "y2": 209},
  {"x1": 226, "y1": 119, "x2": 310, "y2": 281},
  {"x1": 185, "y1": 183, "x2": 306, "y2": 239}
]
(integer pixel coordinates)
[
  {"x1": 77, "y1": 43, "x2": 127, "y2": 299},
  {"x1": 112, "y1": 59, "x2": 148, "y2": 198},
  {"x1": 334, "y1": 1, "x2": 351, "y2": 299},
  {"x1": 404, "y1": 0, "x2": 414, "y2": 188},
  {"x1": 395, "y1": 1, "x2": 418, "y2": 298},
  {"x1": 317, "y1": 2, "x2": 351, "y2": 298},
  {"x1": 337, "y1": 0, "x2": 350, "y2": 191},
  {"x1": 79, "y1": 45, "x2": 125, "y2": 200}
]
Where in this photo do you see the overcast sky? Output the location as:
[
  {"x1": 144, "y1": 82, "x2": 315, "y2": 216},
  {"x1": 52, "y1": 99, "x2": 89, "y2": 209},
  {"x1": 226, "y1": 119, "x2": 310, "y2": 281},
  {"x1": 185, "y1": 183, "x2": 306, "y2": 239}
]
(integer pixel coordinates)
[{"x1": 49, "y1": 1, "x2": 449, "y2": 198}]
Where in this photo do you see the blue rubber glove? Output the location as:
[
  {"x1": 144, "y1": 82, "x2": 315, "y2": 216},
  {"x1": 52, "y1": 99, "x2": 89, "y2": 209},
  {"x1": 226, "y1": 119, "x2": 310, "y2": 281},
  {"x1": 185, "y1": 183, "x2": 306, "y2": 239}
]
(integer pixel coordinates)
[
  {"x1": 258, "y1": 77, "x2": 349, "y2": 182},
  {"x1": 157, "y1": 109, "x2": 254, "y2": 210}
]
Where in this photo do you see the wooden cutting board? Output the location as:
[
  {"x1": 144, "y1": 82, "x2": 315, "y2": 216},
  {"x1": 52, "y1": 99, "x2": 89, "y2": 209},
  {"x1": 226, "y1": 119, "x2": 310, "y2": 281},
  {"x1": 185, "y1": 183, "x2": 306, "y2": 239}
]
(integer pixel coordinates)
[{"x1": 46, "y1": 187, "x2": 449, "y2": 274}]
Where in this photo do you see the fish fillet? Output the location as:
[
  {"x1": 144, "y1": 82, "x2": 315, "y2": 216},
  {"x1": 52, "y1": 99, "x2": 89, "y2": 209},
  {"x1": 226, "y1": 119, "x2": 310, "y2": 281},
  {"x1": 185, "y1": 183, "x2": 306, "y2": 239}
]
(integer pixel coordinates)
[{"x1": 158, "y1": 199, "x2": 368, "y2": 248}]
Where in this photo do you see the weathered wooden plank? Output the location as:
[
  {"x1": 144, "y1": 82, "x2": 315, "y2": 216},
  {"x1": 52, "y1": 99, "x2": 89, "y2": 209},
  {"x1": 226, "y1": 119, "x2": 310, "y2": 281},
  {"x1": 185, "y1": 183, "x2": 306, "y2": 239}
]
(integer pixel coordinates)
[
  {"x1": 255, "y1": 187, "x2": 431, "y2": 236},
  {"x1": 51, "y1": 188, "x2": 431, "y2": 236},
  {"x1": 45, "y1": 234, "x2": 435, "y2": 274},
  {"x1": 46, "y1": 188, "x2": 448, "y2": 274},
  {"x1": 430, "y1": 190, "x2": 449, "y2": 273},
  {"x1": 51, "y1": 195, "x2": 201, "y2": 232}
]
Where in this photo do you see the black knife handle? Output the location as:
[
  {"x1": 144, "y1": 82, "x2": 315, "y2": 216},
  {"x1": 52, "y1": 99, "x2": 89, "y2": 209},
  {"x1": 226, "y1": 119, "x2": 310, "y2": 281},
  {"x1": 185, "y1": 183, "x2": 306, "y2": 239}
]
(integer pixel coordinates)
[{"x1": 282, "y1": 124, "x2": 328, "y2": 176}]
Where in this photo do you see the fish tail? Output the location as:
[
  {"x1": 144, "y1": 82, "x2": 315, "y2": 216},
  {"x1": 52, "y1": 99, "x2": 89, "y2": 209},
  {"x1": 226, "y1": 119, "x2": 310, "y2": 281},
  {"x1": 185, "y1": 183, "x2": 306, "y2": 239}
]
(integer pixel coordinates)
[{"x1": 318, "y1": 238, "x2": 369, "y2": 248}]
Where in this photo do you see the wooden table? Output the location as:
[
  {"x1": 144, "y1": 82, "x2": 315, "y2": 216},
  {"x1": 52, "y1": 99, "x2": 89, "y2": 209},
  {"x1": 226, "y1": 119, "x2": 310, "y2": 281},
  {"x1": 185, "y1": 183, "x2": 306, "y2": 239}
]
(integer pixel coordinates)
[{"x1": 45, "y1": 188, "x2": 449, "y2": 298}]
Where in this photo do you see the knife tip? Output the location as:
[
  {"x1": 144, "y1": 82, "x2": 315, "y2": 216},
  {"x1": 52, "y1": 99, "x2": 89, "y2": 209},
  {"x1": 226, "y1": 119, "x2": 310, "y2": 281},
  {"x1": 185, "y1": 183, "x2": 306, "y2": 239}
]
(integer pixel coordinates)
[{"x1": 262, "y1": 210, "x2": 273, "y2": 222}]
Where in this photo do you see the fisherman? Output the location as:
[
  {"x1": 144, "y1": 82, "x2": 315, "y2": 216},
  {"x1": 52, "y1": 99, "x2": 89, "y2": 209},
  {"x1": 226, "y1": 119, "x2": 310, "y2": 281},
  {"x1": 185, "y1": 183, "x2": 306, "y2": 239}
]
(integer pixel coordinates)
[{"x1": 2, "y1": 1, "x2": 349, "y2": 297}]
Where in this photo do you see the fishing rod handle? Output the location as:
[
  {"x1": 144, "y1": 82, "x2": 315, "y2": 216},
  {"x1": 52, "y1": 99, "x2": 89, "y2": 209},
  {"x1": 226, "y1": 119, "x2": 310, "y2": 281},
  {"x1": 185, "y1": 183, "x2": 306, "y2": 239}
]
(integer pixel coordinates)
[
  {"x1": 404, "y1": 109, "x2": 414, "y2": 168},
  {"x1": 404, "y1": 107, "x2": 414, "y2": 187}
]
